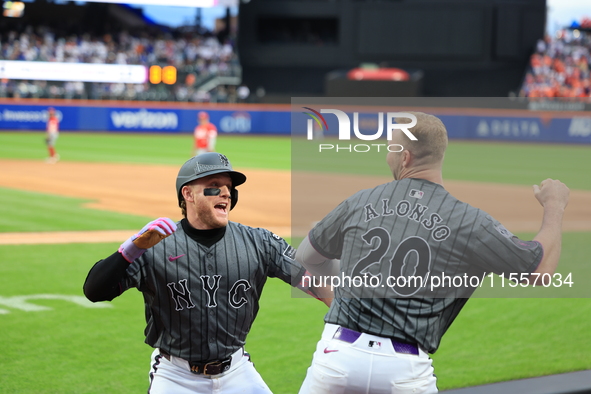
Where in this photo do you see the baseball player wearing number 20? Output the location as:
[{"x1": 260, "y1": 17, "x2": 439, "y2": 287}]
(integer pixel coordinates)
[
  {"x1": 84, "y1": 153, "x2": 329, "y2": 394},
  {"x1": 296, "y1": 112, "x2": 570, "y2": 394}
]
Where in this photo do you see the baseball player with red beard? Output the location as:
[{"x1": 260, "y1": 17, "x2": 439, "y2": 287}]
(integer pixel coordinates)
[
  {"x1": 84, "y1": 152, "x2": 329, "y2": 394},
  {"x1": 295, "y1": 112, "x2": 570, "y2": 393}
]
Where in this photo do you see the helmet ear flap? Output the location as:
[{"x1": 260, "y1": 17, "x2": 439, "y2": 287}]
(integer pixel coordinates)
[{"x1": 230, "y1": 188, "x2": 238, "y2": 210}]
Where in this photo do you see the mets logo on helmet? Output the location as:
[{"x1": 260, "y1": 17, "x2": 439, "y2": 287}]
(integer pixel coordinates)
[{"x1": 219, "y1": 154, "x2": 230, "y2": 167}]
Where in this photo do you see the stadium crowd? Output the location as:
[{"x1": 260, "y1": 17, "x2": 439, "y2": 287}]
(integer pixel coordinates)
[
  {"x1": 7, "y1": 18, "x2": 590, "y2": 101},
  {"x1": 0, "y1": 25, "x2": 244, "y2": 102},
  {"x1": 520, "y1": 19, "x2": 591, "y2": 99}
]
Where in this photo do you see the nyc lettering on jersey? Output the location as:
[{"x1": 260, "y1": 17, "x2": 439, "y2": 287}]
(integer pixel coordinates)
[
  {"x1": 363, "y1": 198, "x2": 451, "y2": 242},
  {"x1": 167, "y1": 276, "x2": 252, "y2": 311}
]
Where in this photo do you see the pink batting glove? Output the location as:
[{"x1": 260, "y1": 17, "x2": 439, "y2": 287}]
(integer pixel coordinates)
[{"x1": 119, "y1": 217, "x2": 177, "y2": 263}]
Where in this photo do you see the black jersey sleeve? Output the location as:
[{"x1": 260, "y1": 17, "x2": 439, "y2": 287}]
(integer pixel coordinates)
[{"x1": 83, "y1": 251, "x2": 130, "y2": 302}]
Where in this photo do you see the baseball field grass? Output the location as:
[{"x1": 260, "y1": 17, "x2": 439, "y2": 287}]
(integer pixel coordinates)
[
  {"x1": 1, "y1": 131, "x2": 590, "y2": 393},
  {"x1": 293, "y1": 137, "x2": 591, "y2": 190},
  {"x1": 0, "y1": 132, "x2": 291, "y2": 169},
  {"x1": 0, "y1": 188, "x2": 152, "y2": 232}
]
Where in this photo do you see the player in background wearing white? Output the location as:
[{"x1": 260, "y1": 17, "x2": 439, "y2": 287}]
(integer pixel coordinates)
[
  {"x1": 45, "y1": 107, "x2": 60, "y2": 163},
  {"x1": 194, "y1": 111, "x2": 218, "y2": 156},
  {"x1": 296, "y1": 112, "x2": 570, "y2": 394}
]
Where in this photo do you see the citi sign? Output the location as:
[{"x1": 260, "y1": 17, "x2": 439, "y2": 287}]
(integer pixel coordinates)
[{"x1": 303, "y1": 107, "x2": 417, "y2": 153}]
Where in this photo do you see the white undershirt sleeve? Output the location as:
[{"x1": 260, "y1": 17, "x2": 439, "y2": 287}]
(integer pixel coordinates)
[{"x1": 296, "y1": 235, "x2": 341, "y2": 277}]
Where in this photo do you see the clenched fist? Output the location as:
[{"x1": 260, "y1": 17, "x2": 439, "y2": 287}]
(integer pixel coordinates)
[
  {"x1": 533, "y1": 179, "x2": 570, "y2": 211},
  {"x1": 119, "y1": 218, "x2": 177, "y2": 263}
]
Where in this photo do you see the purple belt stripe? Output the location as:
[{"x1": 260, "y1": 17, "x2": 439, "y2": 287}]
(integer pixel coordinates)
[{"x1": 333, "y1": 327, "x2": 419, "y2": 356}]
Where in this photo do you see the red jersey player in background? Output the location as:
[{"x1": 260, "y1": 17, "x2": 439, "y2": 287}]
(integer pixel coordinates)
[
  {"x1": 45, "y1": 107, "x2": 60, "y2": 164},
  {"x1": 193, "y1": 111, "x2": 217, "y2": 156}
]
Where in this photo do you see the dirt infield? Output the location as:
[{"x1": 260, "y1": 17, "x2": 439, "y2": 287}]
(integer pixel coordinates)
[{"x1": 1, "y1": 159, "x2": 590, "y2": 244}]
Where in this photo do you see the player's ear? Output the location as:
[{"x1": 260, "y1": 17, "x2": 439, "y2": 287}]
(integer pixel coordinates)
[
  {"x1": 182, "y1": 185, "x2": 195, "y2": 202},
  {"x1": 401, "y1": 149, "x2": 412, "y2": 168}
]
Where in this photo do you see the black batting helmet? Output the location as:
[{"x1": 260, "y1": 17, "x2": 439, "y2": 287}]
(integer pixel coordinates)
[{"x1": 176, "y1": 153, "x2": 246, "y2": 210}]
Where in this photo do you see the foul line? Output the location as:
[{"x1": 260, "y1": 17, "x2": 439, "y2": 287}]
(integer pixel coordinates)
[
  {"x1": 0, "y1": 230, "x2": 137, "y2": 245},
  {"x1": 0, "y1": 227, "x2": 293, "y2": 245}
]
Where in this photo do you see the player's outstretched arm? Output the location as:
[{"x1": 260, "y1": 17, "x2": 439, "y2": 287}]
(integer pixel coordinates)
[
  {"x1": 296, "y1": 235, "x2": 340, "y2": 277},
  {"x1": 295, "y1": 235, "x2": 339, "y2": 305},
  {"x1": 83, "y1": 218, "x2": 177, "y2": 302},
  {"x1": 296, "y1": 270, "x2": 334, "y2": 307},
  {"x1": 84, "y1": 252, "x2": 130, "y2": 302},
  {"x1": 530, "y1": 179, "x2": 570, "y2": 285}
]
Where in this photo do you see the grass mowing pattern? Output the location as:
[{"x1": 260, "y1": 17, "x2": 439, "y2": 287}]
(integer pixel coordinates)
[
  {"x1": 4, "y1": 132, "x2": 590, "y2": 190},
  {"x1": 0, "y1": 187, "x2": 152, "y2": 232},
  {"x1": 0, "y1": 132, "x2": 291, "y2": 169},
  {"x1": 0, "y1": 131, "x2": 193, "y2": 164},
  {"x1": 1, "y1": 237, "x2": 589, "y2": 393},
  {"x1": 1, "y1": 131, "x2": 590, "y2": 392},
  {"x1": 0, "y1": 243, "x2": 326, "y2": 394},
  {"x1": 0, "y1": 243, "x2": 149, "y2": 394},
  {"x1": 444, "y1": 141, "x2": 591, "y2": 191},
  {"x1": 294, "y1": 138, "x2": 591, "y2": 190},
  {"x1": 434, "y1": 297, "x2": 591, "y2": 389},
  {"x1": 432, "y1": 231, "x2": 591, "y2": 389}
]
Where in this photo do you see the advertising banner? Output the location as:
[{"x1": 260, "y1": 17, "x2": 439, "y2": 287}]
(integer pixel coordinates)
[{"x1": 0, "y1": 101, "x2": 589, "y2": 144}]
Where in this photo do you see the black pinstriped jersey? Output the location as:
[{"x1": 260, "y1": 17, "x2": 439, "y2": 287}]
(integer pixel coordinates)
[
  {"x1": 121, "y1": 219, "x2": 305, "y2": 362},
  {"x1": 309, "y1": 178, "x2": 543, "y2": 353}
]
